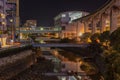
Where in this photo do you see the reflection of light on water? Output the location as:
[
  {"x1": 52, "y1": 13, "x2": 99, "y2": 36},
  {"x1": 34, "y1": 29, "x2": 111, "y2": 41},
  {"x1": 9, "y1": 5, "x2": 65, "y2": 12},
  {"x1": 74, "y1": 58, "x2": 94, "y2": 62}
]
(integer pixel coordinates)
[
  {"x1": 70, "y1": 76, "x2": 77, "y2": 80},
  {"x1": 77, "y1": 76, "x2": 82, "y2": 79},
  {"x1": 40, "y1": 40, "x2": 46, "y2": 43},
  {"x1": 61, "y1": 76, "x2": 66, "y2": 80}
]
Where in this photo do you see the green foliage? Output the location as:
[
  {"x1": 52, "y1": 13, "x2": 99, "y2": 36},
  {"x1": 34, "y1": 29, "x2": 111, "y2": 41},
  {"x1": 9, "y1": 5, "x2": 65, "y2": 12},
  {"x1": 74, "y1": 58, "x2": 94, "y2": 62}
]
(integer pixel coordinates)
[
  {"x1": 22, "y1": 33, "x2": 29, "y2": 38},
  {"x1": 80, "y1": 32, "x2": 92, "y2": 43},
  {"x1": 81, "y1": 62, "x2": 97, "y2": 75},
  {"x1": 100, "y1": 31, "x2": 110, "y2": 43},
  {"x1": 90, "y1": 33, "x2": 100, "y2": 43},
  {"x1": 110, "y1": 27, "x2": 120, "y2": 52},
  {"x1": 88, "y1": 43, "x2": 103, "y2": 54},
  {"x1": 103, "y1": 49, "x2": 120, "y2": 80}
]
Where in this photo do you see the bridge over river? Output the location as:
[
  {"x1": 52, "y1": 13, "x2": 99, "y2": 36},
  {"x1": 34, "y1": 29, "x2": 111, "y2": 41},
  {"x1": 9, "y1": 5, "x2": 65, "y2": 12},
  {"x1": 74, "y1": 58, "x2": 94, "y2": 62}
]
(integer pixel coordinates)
[{"x1": 32, "y1": 43, "x2": 89, "y2": 48}]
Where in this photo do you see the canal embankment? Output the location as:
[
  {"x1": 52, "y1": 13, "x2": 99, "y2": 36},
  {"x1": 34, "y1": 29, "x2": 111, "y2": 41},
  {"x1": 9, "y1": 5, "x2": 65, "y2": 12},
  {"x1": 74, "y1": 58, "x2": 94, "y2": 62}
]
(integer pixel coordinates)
[{"x1": 0, "y1": 45, "x2": 38, "y2": 80}]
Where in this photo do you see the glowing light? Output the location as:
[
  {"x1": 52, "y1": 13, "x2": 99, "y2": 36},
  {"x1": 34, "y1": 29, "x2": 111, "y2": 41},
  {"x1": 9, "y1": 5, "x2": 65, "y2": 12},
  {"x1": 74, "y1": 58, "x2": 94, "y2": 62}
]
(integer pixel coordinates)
[
  {"x1": 78, "y1": 32, "x2": 82, "y2": 36},
  {"x1": 40, "y1": 28, "x2": 44, "y2": 31},
  {"x1": 2, "y1": 22, "x2": 6, "y2": 25},
  {"x1": 1, "y1": 14, "x2": 5, "y2": 19},
  {"x1": 10, "y1": 19, "x2": 13, "y2": 22}
]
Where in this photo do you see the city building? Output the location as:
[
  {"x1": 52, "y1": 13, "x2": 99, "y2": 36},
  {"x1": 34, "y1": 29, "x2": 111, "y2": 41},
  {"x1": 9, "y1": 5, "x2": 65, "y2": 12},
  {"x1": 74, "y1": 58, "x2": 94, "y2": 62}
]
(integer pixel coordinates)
[
  {"x1": 54, "y1": 11, "x2": 89, "y2": 39},
  {"x1": 6, "y1": 0, "x2": 20, "y2": 42},
  {"x1": 0, "y1": 0, "x2": 7, "y2": 46},
  {"x1": 6, "y1": 0, "x2": 20, "y2": 27},
  {"x1": 0, "y1": 0, "x2": 7, "y2": 31},
  {"x1": 0, "y1": 0, "x2": 20, "y2": 46},
  {"x1": 24, "y1": 20, "x2": 37, "y2": 28}
]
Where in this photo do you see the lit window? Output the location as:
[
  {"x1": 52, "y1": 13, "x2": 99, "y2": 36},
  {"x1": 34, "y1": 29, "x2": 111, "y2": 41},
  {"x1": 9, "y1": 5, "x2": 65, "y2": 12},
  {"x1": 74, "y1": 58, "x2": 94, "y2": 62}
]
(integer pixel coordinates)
[{"x1": 62, "y1": 14, "x2": 66, "y2": 17}]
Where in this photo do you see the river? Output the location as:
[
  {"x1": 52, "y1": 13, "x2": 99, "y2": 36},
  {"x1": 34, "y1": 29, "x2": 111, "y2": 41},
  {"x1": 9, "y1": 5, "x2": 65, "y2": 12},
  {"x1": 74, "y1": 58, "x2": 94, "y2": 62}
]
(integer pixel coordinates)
[{"x1": 9, "y1": 47, "x2": 91, "y2": 80}]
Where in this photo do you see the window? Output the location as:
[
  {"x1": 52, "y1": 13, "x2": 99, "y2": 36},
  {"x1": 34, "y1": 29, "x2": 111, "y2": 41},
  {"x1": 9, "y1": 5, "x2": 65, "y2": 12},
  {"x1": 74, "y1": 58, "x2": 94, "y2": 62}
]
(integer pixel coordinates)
[{"x1": 62, "y1": 14, "x2": 66, "y2": 17}]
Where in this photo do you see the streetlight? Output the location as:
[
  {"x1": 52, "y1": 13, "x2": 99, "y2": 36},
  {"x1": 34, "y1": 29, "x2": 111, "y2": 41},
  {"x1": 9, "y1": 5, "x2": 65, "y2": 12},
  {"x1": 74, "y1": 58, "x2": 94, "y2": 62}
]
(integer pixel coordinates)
[
  {"x1": 9, "y1": 18, "x2": 14, "y2": 44},
  {"x1": 78, "y1": 32, "x2": 82, "y2": 37}
]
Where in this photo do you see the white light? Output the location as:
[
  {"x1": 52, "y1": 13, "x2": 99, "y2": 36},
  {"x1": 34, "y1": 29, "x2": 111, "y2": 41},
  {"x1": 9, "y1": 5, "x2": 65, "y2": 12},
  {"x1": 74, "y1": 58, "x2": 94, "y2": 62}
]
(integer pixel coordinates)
[
  {"x1": 61, "y1": 76, "x2": 66, "y2": 80},
  {"x1": 79, "y1": 33, "x2": 82, "y2": 36},
  {"x1": 62, "y1": 14, "x2": 66, "y2": 17}
]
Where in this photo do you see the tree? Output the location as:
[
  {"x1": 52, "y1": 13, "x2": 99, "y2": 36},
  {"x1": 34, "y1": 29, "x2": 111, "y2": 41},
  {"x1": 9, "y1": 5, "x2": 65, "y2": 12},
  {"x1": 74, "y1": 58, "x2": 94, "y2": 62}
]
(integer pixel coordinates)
[
  {"x1": 90, "y1": 33, "x2": 100, "y2": 43},
  {"x1": 80, "y1": 32, "x2": 92, "y2": 43},
  {"x1": 110, "y1": 27, "x2": 120, "y2": 52},
  {"x1": 103, "y1": 50, "x2": 120, "y2": 80},
  {"x1": 99, "y1": 31, "x2": 110, "y2": 46},
  {"x1": 80, "y1": 62, "x2": 97, "y2": 75}
]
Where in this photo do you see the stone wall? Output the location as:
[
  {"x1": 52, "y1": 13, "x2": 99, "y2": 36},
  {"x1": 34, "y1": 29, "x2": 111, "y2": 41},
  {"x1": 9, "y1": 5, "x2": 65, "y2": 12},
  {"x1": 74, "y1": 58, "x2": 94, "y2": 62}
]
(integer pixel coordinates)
[{"x1": 0, "y1": 50, "x2": 36, "y2": 80}]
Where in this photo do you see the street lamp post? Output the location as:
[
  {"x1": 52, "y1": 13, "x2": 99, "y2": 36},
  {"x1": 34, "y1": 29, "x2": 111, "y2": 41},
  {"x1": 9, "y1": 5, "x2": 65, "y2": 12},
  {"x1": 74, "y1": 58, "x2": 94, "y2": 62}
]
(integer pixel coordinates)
[{"x1": 10, "y1": 19, "x2": 14, "y2": 44}]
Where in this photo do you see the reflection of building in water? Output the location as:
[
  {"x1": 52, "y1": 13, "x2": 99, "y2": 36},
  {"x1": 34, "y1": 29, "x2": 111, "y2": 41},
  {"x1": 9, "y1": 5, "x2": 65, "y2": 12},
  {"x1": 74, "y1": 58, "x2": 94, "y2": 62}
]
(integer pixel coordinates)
[{"x1": 61, "y1": 61, "x2": 83, "y2": 72}]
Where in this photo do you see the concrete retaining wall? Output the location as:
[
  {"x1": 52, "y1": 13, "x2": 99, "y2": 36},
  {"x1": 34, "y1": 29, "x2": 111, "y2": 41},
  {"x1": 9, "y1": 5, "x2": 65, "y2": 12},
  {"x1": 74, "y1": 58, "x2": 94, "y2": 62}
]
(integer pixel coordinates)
[{"x1": 0, "y1": 50, "x2": 36, "y2": 80}]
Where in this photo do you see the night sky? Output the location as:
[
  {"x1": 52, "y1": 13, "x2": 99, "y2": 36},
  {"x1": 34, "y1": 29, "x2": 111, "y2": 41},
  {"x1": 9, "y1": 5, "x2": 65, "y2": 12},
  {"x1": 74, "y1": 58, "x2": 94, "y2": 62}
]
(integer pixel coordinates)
[{"x1": 20, "y1": 0, "x2": 109, "y2": 26}]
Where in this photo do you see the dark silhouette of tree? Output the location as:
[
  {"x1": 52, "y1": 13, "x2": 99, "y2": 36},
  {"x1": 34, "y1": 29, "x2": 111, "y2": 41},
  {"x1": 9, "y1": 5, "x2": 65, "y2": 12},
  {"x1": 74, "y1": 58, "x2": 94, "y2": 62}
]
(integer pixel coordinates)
[
  {"x1": 80, "y1": 32, "x2": 92, "y2": 43},
  {"x1": 110, "y1": 27, "x2": 120, "y2": 52},
  {"x1": 90, "y1": 33, "x2": 100, "y2": 43},
  {"x1": 99, "y1": 31, "x2": 110, "y2": 46}
]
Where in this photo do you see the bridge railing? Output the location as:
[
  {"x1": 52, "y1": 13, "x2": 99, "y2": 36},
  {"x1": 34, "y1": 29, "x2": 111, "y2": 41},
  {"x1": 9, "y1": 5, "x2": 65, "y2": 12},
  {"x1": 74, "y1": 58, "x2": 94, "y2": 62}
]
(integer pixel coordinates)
[{"x1": 16, "y1": 29, "x2": 61, "y2": 33}]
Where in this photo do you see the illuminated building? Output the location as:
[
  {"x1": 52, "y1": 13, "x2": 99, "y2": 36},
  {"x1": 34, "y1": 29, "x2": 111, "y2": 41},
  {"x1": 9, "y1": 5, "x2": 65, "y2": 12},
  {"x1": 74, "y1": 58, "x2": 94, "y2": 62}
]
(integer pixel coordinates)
[
  {"x1": 24, "y1": 20, "x2": 37, "y2": 28},
  {"x1": 5, "y1": 0, "x2": 20, "y2": 42},
  {"x1": 0, "y1": 0, "x2": 7, "y2": 46},
  {"x1": 54, "y1": 11, "x2": 89, "y2": 39},
  {"x1": 0, "y1": 0, "x2": 7, "y2": 31},
  {"x1": 0, "y1": 0, "x2": 20, "y2": 46},
  {"x1": 6, "y1": 0, "x2": 20, "y2": 27}
]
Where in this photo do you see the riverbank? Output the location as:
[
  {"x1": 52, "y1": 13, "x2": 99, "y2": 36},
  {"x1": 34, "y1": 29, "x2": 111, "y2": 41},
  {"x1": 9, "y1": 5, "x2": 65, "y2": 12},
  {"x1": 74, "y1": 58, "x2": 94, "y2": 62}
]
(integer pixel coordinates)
[
  {"x1": 9, "y1": 57, "x2": 58, "y2": 80},
  {"x1": 0, "y1": 50, "x2": 35, "y2": 80}
]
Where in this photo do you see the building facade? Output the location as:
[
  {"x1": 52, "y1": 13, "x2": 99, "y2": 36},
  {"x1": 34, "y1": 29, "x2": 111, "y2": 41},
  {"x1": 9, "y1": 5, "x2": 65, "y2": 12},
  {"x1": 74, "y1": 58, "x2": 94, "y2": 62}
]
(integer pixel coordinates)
[
  {"x1": 24, "y1": 20, "x2": 37, "y2": 28},
  {"x1": 0, "y1": 0, "x2": 7, "y2": 31},
  {"x1": 6, "y1": 0, "x2": 20, "y2": 27},
  {"x1": 54, "y1": 11, "x2": 89, "y2": 39},
  {"x1": 0, "y1": 0, "x2": 7, "y2": 46},
  {"x1": 0, "y1": 0, "x2": 20, "y2": 46}
]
